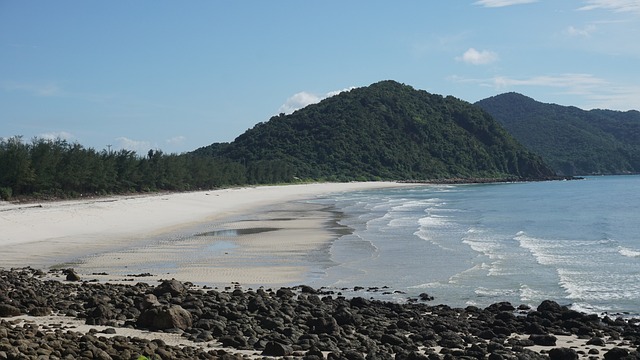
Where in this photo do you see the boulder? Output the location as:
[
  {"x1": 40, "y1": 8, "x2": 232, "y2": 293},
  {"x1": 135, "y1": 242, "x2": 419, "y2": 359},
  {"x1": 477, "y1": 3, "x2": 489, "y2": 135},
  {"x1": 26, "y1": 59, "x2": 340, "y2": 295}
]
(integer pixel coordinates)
[
  {"x1": 548, "y1": 347, "x2": 578, "y2": 360},
  {"x1": 65, "y1": 269, "x2": 81, "y2": 281},
  {"x1": 586, "y1": 337, "x2": 606, "y2": 346},
  {"x1": 28, "y1": 306, "x2": 52, "y2": 316},
  {"x1": 137, "y1": 305, "x2": 192, "y2": 330},
  {"x1": 537, "y1": 300, "x2": 564, "y2": 313},
  {"x1": 141, "y1": 293, "x2": 161, "y2": 309},
  {"x1": 604, "y1": 347, "x2": 629, "y2": 360},
  {"x1": 529, "y1": 334, "x2": 557, "y2": 346},
  {"x1": 262, "y1": 341, "x2": 294, "y2": 356},
  {"x1": 153, "y1": 280, "x2": 188, "y2": 297},
  {"x1": 0, "y1": 304, "x2": 21, "y2": 317}
]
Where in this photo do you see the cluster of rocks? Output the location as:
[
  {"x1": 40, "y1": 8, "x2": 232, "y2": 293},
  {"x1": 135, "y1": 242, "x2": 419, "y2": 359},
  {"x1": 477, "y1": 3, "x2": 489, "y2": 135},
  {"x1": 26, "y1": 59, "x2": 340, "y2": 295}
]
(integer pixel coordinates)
[{"x1": 1, "y1": 267, "x2": 640, "y2": 359}]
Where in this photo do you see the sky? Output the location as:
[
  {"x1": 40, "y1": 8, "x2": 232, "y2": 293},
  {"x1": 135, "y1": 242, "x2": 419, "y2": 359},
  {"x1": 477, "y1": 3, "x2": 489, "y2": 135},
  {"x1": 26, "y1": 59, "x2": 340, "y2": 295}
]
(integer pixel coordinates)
[{"x1": 2, "y1": 0, "x2": 640, "y2": 154}]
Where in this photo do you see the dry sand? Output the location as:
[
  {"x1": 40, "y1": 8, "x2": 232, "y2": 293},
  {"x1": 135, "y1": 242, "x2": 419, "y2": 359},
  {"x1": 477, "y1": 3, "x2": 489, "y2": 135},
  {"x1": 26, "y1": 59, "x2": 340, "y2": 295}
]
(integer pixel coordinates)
[{"x1": 0, "y1": 182, "x2": 413, "y2": 287}]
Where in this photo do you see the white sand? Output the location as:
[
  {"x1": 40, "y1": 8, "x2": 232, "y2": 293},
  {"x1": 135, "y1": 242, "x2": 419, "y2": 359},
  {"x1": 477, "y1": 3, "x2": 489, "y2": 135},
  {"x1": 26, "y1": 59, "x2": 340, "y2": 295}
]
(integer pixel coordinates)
[{"x1": 0, "y1": 182, "x2": 413, "y2": 285}]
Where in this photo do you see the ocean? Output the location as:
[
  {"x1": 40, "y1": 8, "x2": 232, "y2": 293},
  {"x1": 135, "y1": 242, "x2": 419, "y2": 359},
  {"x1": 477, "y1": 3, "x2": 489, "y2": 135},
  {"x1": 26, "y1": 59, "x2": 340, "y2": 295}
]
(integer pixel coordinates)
[{"x1": 307, "y1": 175, "x2": 640, "y2": 316}]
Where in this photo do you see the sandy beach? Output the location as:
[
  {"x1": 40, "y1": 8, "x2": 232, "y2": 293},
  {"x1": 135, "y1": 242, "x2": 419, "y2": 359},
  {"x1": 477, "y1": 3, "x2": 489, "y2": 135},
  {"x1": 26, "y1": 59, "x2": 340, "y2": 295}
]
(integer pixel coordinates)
[
  {"x1": 0, "y1": 182, "x2": 412, "y2": 286},
  {"x1": 2, "y1": 183, "x2": 638, "y2": 359}
]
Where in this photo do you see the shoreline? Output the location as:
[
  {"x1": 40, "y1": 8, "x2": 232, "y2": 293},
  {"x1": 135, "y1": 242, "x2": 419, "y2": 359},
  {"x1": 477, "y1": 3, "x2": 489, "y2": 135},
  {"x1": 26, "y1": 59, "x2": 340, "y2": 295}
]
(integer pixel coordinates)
[{"x1": 0, "y1": 181, "x2": 416, "y2": 286}]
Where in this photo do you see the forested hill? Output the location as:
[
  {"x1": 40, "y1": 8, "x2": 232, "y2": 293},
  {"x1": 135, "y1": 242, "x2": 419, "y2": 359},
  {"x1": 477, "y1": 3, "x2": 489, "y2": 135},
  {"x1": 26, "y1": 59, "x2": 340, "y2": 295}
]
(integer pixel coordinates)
[
  {"x1": 194, "y1": 80, "x2": 555, "y2": 182},
  {"x1": 475, "y1": 92, "x2": 640, "y2": 176}
]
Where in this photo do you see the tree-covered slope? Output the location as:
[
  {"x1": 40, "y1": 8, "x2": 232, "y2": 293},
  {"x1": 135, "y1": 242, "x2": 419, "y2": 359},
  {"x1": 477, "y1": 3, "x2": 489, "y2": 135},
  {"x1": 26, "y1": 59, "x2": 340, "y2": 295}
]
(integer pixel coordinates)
[
  {"x1": 475, "y1": 93, "x2": 640, "y2": 176},
  {"x1": 194, "y1": 81, "x2": 554, "y2": 182}
]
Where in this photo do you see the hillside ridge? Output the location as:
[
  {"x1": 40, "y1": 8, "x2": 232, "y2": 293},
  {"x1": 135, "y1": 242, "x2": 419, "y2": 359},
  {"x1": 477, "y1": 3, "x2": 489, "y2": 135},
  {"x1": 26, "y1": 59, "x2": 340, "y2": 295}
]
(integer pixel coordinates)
[
  {"x1": 476, "y1": 93, "x2": 640, "y2": 176},
  {"x1": 194, "y1": 80, "x2": 556, "y2": 182}
]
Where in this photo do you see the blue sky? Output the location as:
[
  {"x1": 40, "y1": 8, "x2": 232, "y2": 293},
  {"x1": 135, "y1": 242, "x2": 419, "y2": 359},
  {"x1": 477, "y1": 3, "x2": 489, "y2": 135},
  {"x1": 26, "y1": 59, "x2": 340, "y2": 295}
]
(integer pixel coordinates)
[{"x1": 2, "y1": 1, "x2": 640, "y2": 154}]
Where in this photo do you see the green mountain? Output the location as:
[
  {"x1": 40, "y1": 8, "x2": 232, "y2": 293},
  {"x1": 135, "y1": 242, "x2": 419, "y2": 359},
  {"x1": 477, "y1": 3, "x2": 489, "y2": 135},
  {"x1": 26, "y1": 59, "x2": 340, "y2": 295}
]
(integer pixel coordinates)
[
  {"x1": 194, "y1": 81, "x2": 555, "y2": 182},
  {"x1": 475, "y1": 92, "x2": 640, "y2": 176}
]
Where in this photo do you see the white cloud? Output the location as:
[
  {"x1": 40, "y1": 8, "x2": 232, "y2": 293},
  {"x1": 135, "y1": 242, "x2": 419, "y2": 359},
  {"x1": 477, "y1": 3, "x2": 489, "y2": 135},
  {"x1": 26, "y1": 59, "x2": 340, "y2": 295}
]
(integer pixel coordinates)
[
  {"x1": 278, "y1": 87, "x2": 355, "y2": 114},
  {"x1": 277, "y1": 92, "x2": 321, "y2": 115},
  {"x1": 565, "y1": 24, "x2": 597, "y2": 37},
  {"x1": 166, "y1": 135, "x2": 186, "y2": 145},
  {"x1": 115, "y1": 137, "x2": 152, "y2": 154},
  {"x1": 578, "y1": 0, "x2": 640, "y2": 14},
  {"x1": 474, "y1": 0, "x2": 538, "y2": 7},
  {"x1": 38, "y1": 131, "x2": 75, "y2": 141},
  {"x1": 457, "y1": 48, "x2": 499, "y2": 65}
]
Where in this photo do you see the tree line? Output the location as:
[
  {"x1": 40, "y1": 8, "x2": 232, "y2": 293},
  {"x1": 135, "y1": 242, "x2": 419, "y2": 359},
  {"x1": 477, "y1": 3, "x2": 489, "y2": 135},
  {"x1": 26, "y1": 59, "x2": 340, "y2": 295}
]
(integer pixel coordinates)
[{"x1": 0, "y1": 136, "x2": 293, "y2": 201}]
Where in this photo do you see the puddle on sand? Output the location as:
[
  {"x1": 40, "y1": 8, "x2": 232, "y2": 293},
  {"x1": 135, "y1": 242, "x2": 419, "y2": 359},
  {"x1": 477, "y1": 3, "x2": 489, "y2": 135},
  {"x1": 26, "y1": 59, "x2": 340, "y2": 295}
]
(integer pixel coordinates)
[{"x1": 195, "y1": 227, "x2": 279, "y2": 237}]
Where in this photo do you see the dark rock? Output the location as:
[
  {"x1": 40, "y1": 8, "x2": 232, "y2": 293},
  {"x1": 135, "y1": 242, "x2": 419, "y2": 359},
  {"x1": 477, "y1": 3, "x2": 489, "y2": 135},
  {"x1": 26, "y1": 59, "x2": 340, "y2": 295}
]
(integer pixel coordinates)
[
  {"x1": 86, "y1": 304, "x2": 115, "y2": 325},
  {"x1": 419, "y1": 293, "x2": 434, "y2": 301},
  {"x1": 300, "y1": 285, "x2": 317, "y2": 294},
  {"x1": 604, "y1": 347, "x2": 629, "y2": 360},
  {"x1": 65, "y1": 268, "x2": 81, "y2": 281},
  {"x1": 308, "y1": 316, "x2": 340, "y2": 336},
  {"x1": 343, "y1": 349, "x2": 366, "y2": 360},
  {"x1": 276, "y1": 288, "x2": 295, "y2": 298},
  {"x1": 548, "y1": 347, "x2": 578, "y2": 360},
  {"x1": 262, "y1": 341, "x2": 294, "y2": 356},
  {"x1": 141, "y1": 293, "x2": 161, "y2": 309},
  {"x1": 381, "y1": 333, "x2": 405, "y2": 346},
  {"x1": 478, "y1": 329, "x2": 498, "y2": 340},
  {"x1": 0, "y1": 304, "x2": 21, "y2": 317},
  {"x1": 27, "y1": 306, "x2": 52, "y2": 316},
  {"x1": 137, "y1": 305, "x2": 192, "y2": 330},
  {"x1": 153, "y1": 279, "x2": 188, "y2": 296},
  {"x1": 304, "y1": 347, "x2": 325, "y2": 360},
  {"x1": 529, "y1": 334, "x2": 557, "y2": 346},
  {"x1": 220, "y1": 335, "x2": 249, "y2": 349},
  {"x1": 350, "y1": 297, "x2": 371, "y2": 308},
  {"x1": 537, "y1": 300, "x2": 564, "y2": 313},
  {"x1": 586, "y1": 337, "x2": 606, "y2": 346}
]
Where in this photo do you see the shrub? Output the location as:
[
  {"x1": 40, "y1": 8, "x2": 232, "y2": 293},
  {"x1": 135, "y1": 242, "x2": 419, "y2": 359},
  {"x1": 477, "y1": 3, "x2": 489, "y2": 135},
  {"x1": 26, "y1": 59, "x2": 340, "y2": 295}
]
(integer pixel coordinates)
[{"x1": 0, "y1": 187, "x2": 12, "y2": 201}]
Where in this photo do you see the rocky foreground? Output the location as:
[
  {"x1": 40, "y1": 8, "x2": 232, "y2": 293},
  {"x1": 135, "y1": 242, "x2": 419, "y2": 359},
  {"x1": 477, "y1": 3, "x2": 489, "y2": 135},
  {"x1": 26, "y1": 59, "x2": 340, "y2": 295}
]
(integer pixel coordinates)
[{"x1": 1, "y1": 268, "x2": 639, "y2": 360}]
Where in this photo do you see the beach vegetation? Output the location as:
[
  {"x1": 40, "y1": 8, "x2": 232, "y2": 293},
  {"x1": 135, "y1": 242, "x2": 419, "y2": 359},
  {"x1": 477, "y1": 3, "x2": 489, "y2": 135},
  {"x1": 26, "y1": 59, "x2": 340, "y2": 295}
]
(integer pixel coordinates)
[
  {"x1": 0, "y1": 186, "x2": 12, "y2": 201},
  {"x1": 0, "y1": 136, "x2": 248, "y2": 200}
]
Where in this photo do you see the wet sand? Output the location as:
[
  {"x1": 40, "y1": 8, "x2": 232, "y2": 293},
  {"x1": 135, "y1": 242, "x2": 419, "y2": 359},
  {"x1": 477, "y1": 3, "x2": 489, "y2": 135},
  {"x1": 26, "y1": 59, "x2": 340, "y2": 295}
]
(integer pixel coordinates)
[{"x1": 0, "y1": 182, "x2": 411, "y2": 286}]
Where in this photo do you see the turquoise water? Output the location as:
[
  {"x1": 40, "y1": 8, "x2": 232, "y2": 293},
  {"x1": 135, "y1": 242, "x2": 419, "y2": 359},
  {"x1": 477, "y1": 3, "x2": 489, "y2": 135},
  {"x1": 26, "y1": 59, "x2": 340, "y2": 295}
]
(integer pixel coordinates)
[{"x1": 309, "y1": 176, "x2": 640, "y2": 316}]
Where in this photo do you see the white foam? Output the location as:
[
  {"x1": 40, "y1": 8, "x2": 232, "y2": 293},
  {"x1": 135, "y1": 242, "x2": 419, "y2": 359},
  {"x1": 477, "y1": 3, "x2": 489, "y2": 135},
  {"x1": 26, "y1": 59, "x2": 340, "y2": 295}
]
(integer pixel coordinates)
[
  {"x1": 618, "y1": 246, "x2": 640, "y2": 258},
  {"x1": 557, "y1": 268, "x2": 640, "y2": 302},
  {"x1": 414, "y1": 215, "x2": 452, "y2": 244}
]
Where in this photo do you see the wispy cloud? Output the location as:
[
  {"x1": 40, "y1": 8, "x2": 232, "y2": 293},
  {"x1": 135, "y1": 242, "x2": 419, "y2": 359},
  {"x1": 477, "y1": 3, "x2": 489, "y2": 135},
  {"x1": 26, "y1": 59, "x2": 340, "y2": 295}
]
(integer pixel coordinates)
[
  {"x1": 474, "y1": 0, "x2": 538, "y2": 8},
  {"x1": 166, "y1": 136, "x2": 186, "y2": 145},
  {"x1": 453, "y1": 73, "x2": 640, "y2": 110},
  {"x1": 565, "y1": 24, "x2": 598, "y2": 37},
  {"x1": 278, "y1": 87, "x2": 355, "y2": 114},
  {"x1": 578, "y1": 0, "x2": 640, "y2": 14},
  {"x1": 38, "y1": 131, "x2": 76, "y2": 142},
  {"x1": 456, "y1": 48, "x2": 499, "y2": 65},
  {"x1": 490, "y1": 73, "x2": 607, "y2": 94},
  {"x1": 2, "y1": 81, "x2": 64, "y2": 97},
  {"x1": 115, "y1": 137, "x2": 152, "y2": 154}
]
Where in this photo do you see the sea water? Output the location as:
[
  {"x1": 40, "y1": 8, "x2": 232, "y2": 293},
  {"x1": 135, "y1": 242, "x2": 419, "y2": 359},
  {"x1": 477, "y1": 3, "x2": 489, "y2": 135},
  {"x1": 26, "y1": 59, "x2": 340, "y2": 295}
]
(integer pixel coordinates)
[{"x1": 307, "y1": 176, "x2": 640, "y2": 316}]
